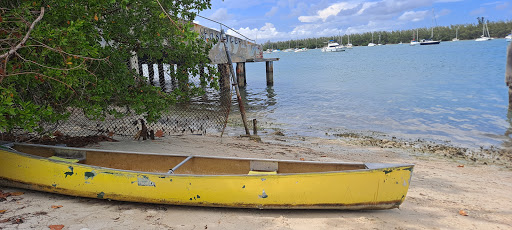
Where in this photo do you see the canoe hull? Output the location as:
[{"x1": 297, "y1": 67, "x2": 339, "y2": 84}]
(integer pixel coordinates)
[{"x1": 0, "y1": 146, "x2": 413, "y2": 210}]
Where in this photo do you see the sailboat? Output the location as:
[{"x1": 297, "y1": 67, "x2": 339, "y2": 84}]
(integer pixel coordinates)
[
  {"x1": 346, "y1": 34, "x2": 353, "y2": 48},
  {"x1": 410, "y1": 29, "x2": 419, "y2": 46},
  {"x1": 420, "y1": 9, "x2": 440, "y2": 45},
  {"x1": 283, "y1": 40, "x2": 294, "y2": 52},
  {"x1": 368, "y1": 32, "x2": 376, "y2": 46},
  {"x1": 452, "y1": 27, "x2": 459, "y2": 41},
  {"x1": 377, "y1": 34, "x2": 383, "y2": 46},
  {"x1": 475, "y1": 22, "x2": 492, "y2": 41}
]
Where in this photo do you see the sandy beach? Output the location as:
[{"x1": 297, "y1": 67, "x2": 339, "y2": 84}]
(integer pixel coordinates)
[{"x1": 1, "y1": 133, "x2": 511, "y2": 230}]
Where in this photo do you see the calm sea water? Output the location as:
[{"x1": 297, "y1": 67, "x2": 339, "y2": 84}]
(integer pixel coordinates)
[{"x1": 239, "y1": 39, "x2": 511, "y2": 149}]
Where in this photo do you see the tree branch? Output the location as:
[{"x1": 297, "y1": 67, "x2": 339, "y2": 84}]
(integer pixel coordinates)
[
  {"x1": 0, "y1": 7, "x2": 45, "y2": 60},
  {"x1": 155, "y1": 0, "x2": 184, "y2": 33}
]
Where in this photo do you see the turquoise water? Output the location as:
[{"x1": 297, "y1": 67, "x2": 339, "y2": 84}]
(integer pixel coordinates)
[{"x1": 238, "y1": 39, "x2": 511, "y2": 148}]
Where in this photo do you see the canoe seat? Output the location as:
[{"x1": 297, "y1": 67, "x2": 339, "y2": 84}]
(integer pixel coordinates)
[{"x1": 248, "y1": 170, "x2": 277, "y2": 175}]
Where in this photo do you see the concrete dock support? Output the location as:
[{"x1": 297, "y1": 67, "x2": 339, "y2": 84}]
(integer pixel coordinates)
[
  {"x1": 506, "y1": 43, "x2": 512, "y2": 109},
  {"x1": 266, "y1": 61, "x2": 274, "y2": 86},
  {"x1": 236, "y1": 62, "x2": 246, "y2": 88},
  {"x1": 218, "y1": 64, "x2": 231, "y2": 91}
]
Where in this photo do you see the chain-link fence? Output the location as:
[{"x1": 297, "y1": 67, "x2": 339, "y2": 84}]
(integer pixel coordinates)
[
  {"x1": 54, "y1": 62, "x2": 231, "y2": 138},
  {"x1": 0, "y1": 61, "x2": 234, "y2": 142}
]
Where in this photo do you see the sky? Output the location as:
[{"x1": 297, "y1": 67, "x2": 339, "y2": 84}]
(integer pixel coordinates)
[{"x1": 194, "y1": 0, "x2": 512, "y2": 42}]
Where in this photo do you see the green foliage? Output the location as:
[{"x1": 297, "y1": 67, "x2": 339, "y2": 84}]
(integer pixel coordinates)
[
  {"x1": 263, "y1": 20, "x2": 512, "y2": 49},
  {"x1": 1, "y1": 0, "x2": 218, "y2": 133}
]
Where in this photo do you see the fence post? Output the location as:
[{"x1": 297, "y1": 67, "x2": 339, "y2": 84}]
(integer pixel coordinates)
[{"x1": 506, "y1": 43, "x2": 512, "y2": 109}]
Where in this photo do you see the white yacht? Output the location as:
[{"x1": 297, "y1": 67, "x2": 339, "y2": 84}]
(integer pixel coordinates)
[
  {"x1": 321, "y1": 40, "x2": 345, "y2": 52},
  {"x1": 505, "y1": 31, "x2": 511, "y2": 42}
]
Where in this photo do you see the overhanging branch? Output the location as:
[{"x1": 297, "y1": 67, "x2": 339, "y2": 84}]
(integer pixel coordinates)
[{"x1": 0, "y1": 7, "x2": 45, "y2": 60}]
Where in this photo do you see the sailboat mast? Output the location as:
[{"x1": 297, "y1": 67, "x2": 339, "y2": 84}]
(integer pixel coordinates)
[{"x1": 486, "y1": 22, "x2": 490, "y2": 37}]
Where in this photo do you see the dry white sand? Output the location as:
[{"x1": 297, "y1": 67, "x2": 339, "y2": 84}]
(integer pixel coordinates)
[{"x1": 1, "y1": 133, "x2": 511, "y2": 230}]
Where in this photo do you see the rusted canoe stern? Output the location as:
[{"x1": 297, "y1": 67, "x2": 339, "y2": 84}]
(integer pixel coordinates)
[{"x1": 0, "y1": 143, "x2": 414, "y2": 210}]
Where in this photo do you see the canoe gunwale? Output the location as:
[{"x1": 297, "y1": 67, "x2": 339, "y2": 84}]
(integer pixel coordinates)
[{"x1": 3, "y1": 143, "x2": 414, "y2": 177}]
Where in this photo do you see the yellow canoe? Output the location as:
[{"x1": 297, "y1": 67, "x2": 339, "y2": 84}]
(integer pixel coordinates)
[{"x1": 0, "y1": 143, "x2": 414, "y2": 210}]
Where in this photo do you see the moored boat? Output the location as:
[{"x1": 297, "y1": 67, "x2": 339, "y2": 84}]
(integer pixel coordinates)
[
  {"x1": 420, "y1": 39, "x2": 441, "y2": 45},
  {"x1": 0, "y1": 143, "x2": 414, "y2": 210},
  {"x1": 321, "y1": 40, "x2": 345, "y2": 52},
  {"x1": 410, "y1": 29, "x2": 419, "y2": 46},
  {"x1": 420, "y1": 9, "x2": 440, "y2": 45},
  {"x1": 475, "y1": 22, "x2": 492, "y2": 41}
]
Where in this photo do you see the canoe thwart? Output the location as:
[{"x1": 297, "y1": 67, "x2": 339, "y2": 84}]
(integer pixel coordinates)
[
  {"x1": 168, "y1": 155, "x2": 194, "y2": 174},
  {"x1": 53, "y1": 148, "x2": 86, "y2": 162},
  {"x1": 250, "y1": 160, "x2": 278, "y2": 172},
  {"x1": 248, "y1": 170, "x2": 277, "y2": 175}
]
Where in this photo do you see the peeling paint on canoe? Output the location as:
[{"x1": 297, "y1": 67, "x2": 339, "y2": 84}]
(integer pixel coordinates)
[
  {"x1": 259, "y1": 190, "x2": 268, "y2": 199},
  {"x1": 64, "y1": 166, "x2": 74, "y2": 178},
  {"x1": 134, "y1": 175, "x2": 155, "y2": 187},
  {"x1": 383, "y1": 169, "x2": 393, "y2": 174},
  {"x1": 84, "y1": 171, "x2": 96, "y2": 180}
]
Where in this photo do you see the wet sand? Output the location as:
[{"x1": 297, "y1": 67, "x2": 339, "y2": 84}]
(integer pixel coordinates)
[{"x1": 1, "y1": 133, "x2": 511, "y2": 229}]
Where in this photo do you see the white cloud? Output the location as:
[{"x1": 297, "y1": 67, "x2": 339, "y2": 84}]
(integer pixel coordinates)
[
  {"x1": 265, "y1": 6, "x2": 279, "y2": 17},
  {"x1": 496, "y1": 2, "x2": 510, "y2": 10},
  {"x1": 398, "y1": 10, "x2": 429, "y2": 22},
  {"x1": 436, "y1": 8, "x2": 451, "y2": 17},
  {"x1": 469, "y1": 7, "x2": 486, "y2": 16},
  {"x1": 481, "y1": 1, "x2": 504, "y2": 6},
  {"x1": 435, "y1": 0, "x2": 463, "y2": 2},
  {"x1": 230, "y1": 23, "x2": 285, "y2": 41},
  {"x1": 298, "y1": 2, "x2": 360, "y2": 23},
  {"x1": 210, "y1": 8, "x2": 233, "y2": 22}
]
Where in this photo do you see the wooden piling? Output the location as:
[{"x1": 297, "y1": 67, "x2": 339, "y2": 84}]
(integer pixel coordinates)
[
  {"x1": 148, "y1": 64, "x2": 155, "y2": 86},
  {"x1": 158, "y1": 63, "x2": 166, "y2": 91},
  {"x1": 506, "y1": 43, "x2": 512, "y2": 109},
  {"x1": 252, "y1": 119, "x2": 258, "y2": 135},
  {"x1": 266, "y1": 61, "x2": 274, "y2": 86},
  {"x1": 236, "y1": 62, "x2": 246, "y2": 88}
]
